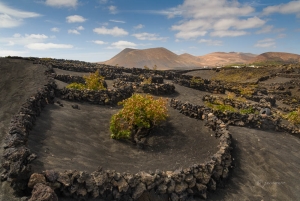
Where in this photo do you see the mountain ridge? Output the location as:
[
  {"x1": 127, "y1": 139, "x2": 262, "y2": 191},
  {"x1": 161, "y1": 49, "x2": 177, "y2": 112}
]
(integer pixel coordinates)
[{"x1": 102, "y1": 47, "x2": 299, "y2": 69}]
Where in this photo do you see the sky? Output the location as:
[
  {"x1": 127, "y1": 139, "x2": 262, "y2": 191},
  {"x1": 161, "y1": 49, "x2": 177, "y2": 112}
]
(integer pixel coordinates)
[{"x1": 0, "y1": 0, "x2": 300, "y2": 62}]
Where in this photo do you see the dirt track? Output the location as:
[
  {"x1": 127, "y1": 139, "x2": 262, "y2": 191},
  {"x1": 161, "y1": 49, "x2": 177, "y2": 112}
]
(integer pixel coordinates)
[{"x1": 1, "y1": 58, "x2": 300, "y2": 200}]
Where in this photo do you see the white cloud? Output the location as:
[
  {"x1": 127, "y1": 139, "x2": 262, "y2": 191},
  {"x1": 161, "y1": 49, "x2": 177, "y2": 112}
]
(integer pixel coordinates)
[
  {"x1": 93, "y1": 26, "x2": 128, "y2": 36},
  {"x1": 263, "y1": 1, "x2": 300, "y2": 17},
  {"x1": 66, "y1": 15, "x2": 86, "y2": 23},
  {"x1": 0, "y1": 49, "x2": 28, "y2": 57},
  {"x1": 51, "y1": 27, "x2": 60, "y2": 32},
  {"x1": 45, "y1": 0, "x2": 78, "y2": 8},
  {"x1": 108, "y1": 5, "x2": 117, "y2": 14},
  {"x1": 92, "y1": 40, "x2": 107, "y2": 45},
  {"x1": 76, "y1": 26, "x2": 84, "y2": 30},
  {"x1": 256, "y1": 25, "x2": 273, "y2": 34},
  {"x1": 175, "y1": 30, "x2": 207, "y2": 40},
  {"x1": 27, "y1": 34, "x2": 48, "y2": 39},
  {"x1": 107, "y1": 41, "x2": 137, "y2": 49},
  {"x1": 99, "y1": 0, "x2": 108, "y2": 4},
  {"x1": 134, "y1": 24, "x2": 144, "y2": 29},
  {"x1": 109, "y1": 19, "x2": 125, "y2": 23},
  {"x1": 210, "y1": 30, "x2": 247, "y2": 37},
  {"x1": 254, "y1": 38, "x2": 276, "y2": 48},
  {"x1": 198, "y1": 39, "x2": 223, "y2": 46},
  {"x1": 0, "y1": 34, "x2": 49, "y2": 46},
  {"x1": 26, "y1": 43, "x2": 73, "y2": 50},
  {"x1": 170, "y1": 0, "x2": 265, "y2": 39},
  {"x1": 132, "y1": 33, "x2": 168, "y2": 41},
  {"x1": 0, "y1": 2, "x2": 41, "y2": 28},
  {"x1": 277, "y1": 33, "x2": 286, "y2": 38},
  {"x1": 68, "y1": 29, "x2": 80, "y2": 34}
]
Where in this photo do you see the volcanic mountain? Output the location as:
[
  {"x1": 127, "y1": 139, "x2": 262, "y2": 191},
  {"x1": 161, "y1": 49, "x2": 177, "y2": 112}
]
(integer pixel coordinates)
[
  {"x1": 103, "y1": 47, "x2": 203, "y2": 69},
  {"x1": 198, "y1": 52, "x2": 257, "y2": 66},
  {"x1": 249, "y1": 52, "x2": 300, "y2": 64},
  {"x1": 102, "y1": 47, "x2": 258, "y2": 69}
]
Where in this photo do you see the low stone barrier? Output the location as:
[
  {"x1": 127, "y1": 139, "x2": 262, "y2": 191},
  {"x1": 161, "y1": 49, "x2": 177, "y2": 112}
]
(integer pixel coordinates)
[
  {"x1": 58, "y1": 86, "x2": 134, "y2": 105},
  {"x1": 173, "y1": 78, "x2": 225, "y2": 94},
  {"x1": 113, "y1": 79, "x2": 175, "y2": 95},
  {"x1": 1, "y1": 80, "x2": 57, "y2": 192}
]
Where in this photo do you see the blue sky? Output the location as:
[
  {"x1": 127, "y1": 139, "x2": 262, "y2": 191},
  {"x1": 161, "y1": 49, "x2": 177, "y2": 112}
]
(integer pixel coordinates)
[{"x1": 0, "y1": 0, "x2": 299, "y2": 62}]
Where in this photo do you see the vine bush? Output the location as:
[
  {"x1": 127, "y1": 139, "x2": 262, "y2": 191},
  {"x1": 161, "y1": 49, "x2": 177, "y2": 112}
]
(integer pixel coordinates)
[
  {"x1": 66, "y1": 70, "x2": 106, "y2": 90},
  {"x1": 110, "y1": 94, "x2": 168, "y2": 142},
  {"x1": 283, "y1": 107, "x2": 300, "y2": 126}
]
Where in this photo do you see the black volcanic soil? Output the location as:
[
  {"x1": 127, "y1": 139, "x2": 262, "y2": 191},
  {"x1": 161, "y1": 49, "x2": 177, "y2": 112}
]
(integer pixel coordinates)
[
  {"x1": 28, "y1": 101, "x2": 218, "y2": 173},
  {"x1": 1, "y1": 58, "x2": 300, "y2": 201}
]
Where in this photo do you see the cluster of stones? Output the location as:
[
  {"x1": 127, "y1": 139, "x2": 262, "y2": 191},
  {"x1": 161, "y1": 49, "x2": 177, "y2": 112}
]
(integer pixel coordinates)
[
  {"x1": 58, "y1": 86, "x2": 134, "y2": 105},
  {"x1": 202, "y1": 95, "x2": 280, "y2": 129},
  {"x1": 1, "y1": 80, "x2": 57, "y2": 193},
  {"x1": 173, "y1": 78, "x2": 225, "y2": 94},
  {"x1": 113, "y1": 79, "x2": 175, "y2": 95}
]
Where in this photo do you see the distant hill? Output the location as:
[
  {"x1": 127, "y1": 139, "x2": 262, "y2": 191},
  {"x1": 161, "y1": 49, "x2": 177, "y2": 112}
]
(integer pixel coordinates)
[
  {"x1": 102, "y1": 48, "x2": 299, "y2": 69},
  {"x1": 249, "y1": 52, "x2": 300, "y2": 64},
  {"x1": 198, "y1": 52, "x2": 257, "y2": 66},
  {"x1": 103, "y1": 47, "x2": 203, "y2": 70}
]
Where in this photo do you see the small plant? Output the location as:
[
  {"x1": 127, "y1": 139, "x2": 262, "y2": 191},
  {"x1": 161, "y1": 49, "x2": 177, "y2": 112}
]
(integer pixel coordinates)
[
  {"x1": 66, "y1": 83, "x2": 86, "y2": 90},
  {"x1": 205, "y1": 102, "x2": 236, "y2": 113},
  {"x1": 141, "y1": 77, "x2": 152, "y2": 85},
  {"x1": 110, "y1": 94, "x2": 168, "y2": 142},
  {"x1": 66, "y1": 70, "x2": 106, "y2": 91},
  {"x1": 240, "y1": 106, "x2": 255, "y2": 115},
  {"x1": 190, "y1": 77, "x2": 204, "y2": 85},
  {"x1": 152, "y1": 64, "x2": 158, "y2": 70},
  {"x1": 283, "y1": 107, "x2": 300, "y2": 126},
  {"x1": 144, "y1": 65, "x2": 150, "y2": 70}
]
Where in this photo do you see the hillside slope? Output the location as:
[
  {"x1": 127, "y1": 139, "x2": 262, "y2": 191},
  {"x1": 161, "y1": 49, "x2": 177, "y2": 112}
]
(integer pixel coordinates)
[
  {"x1": 198, "y1": 52, "x2": 257, "y2": 66},
  {"x1": 103, "y1": 47, "x2": 203, "y2": 69},
  {"x1": 249, "y1": 52, "x2": 300, "y2": 64}
]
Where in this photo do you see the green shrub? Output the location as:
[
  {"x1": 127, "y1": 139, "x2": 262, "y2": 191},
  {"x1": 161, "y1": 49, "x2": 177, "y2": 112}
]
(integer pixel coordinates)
[
  {"x1": 240, "y1": 106, "x2": 255, "y2": 115},
  {"x1": 110, "y1": 94, "x2": 168, "y2": 141},
  {"x1": 66, "y1": 83, "x2": 86, "y2": 90},
  {"x1": 141, "y1": 77, "x2": 152, "y2": 85},
  {"x1": 283, "y1": 107, "x2": 300, "y2": 126},
  {"x1": 66, "y1": 70, "x2": 106, "y2": 91}
]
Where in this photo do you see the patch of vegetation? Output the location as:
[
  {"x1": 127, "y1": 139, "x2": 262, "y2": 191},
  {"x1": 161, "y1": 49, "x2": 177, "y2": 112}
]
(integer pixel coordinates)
[
  {"x1": 152, "y1": 64, "x2": 158, "y2": 70},
  {"x1": 190, "y1": 77, "x2": 204, "y2": 86},
  {"x1": 110, "y1": 94, "x2": 168, "y2": 141},
  {"x1": 66, "y1": 69, "x2": 106, "y2": 90},
  {"x1": 283, "y1": 107, "x2": 300, "y2": 126},
  {"x1": 226, "y1": 92, "x2": 247, "y2": 102},
  {"x1": 141, "y1": 77, "x2": 152, "y2": 85},
  {"x1": 144, "y1": 65, "x2": 150, "y2": 70},
  {"x1": 240, "y1": 106, "x2": 256, "y2": 115},
  {"x1": 212, "y1": 68, "x2": 269, "y2": 82},
  {"x1": 206, "y1": 102, "x2": 236, "y2": 113}
]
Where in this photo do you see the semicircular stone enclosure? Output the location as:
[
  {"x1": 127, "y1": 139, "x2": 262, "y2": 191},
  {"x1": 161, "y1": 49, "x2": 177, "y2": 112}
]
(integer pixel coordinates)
[{"x1": 2, "y1": 57, "x2": 233, "y2": 201}]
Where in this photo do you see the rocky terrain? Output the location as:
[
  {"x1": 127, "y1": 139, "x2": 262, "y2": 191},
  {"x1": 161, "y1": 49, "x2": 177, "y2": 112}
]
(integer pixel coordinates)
[{"x1": 0, "y1": 56, "x2": 300, "y2": 201}]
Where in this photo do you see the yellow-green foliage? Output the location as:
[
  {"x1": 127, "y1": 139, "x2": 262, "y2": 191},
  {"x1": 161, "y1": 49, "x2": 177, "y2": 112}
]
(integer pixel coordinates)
[
  {"x1": 144, "y1": 65, "x2": 150, "y2": 70},
  {"x1": 212, "y1": 68, "x2": 269, "y2": 82},
  {"x1": 66, "y1": 83, "x2": 86, "y2": 90},
  {"x1": 226, "y1": 92, "x2": 247, "y2": 102},
  {"x1": 239, "y1": 85, "x2": 257, "y2": 96},
  {"x1": 190, "y1": 77, "x2": 204, "y2": 85},
  {"x1": 206, "y1": 102, "x2": 236, "y2": 113},
  {"x1": 283, "y1": 107, "x2": 300, "y2": 125},
  {"x1": 152, "y1": 65, "x2": 158, "y2": 70},
  {"x1": 41, "y1": 57, "x2": 52, "y2": 61},
  {"x1": 142, "y1": 77, "x2": 152, "y2": 85},
  {"x1": 66, "y1": 70, "x2": 106, "y2": 91},
  {"x1": 110, "y1": 94, "x2": 168, "y2": 139}
]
